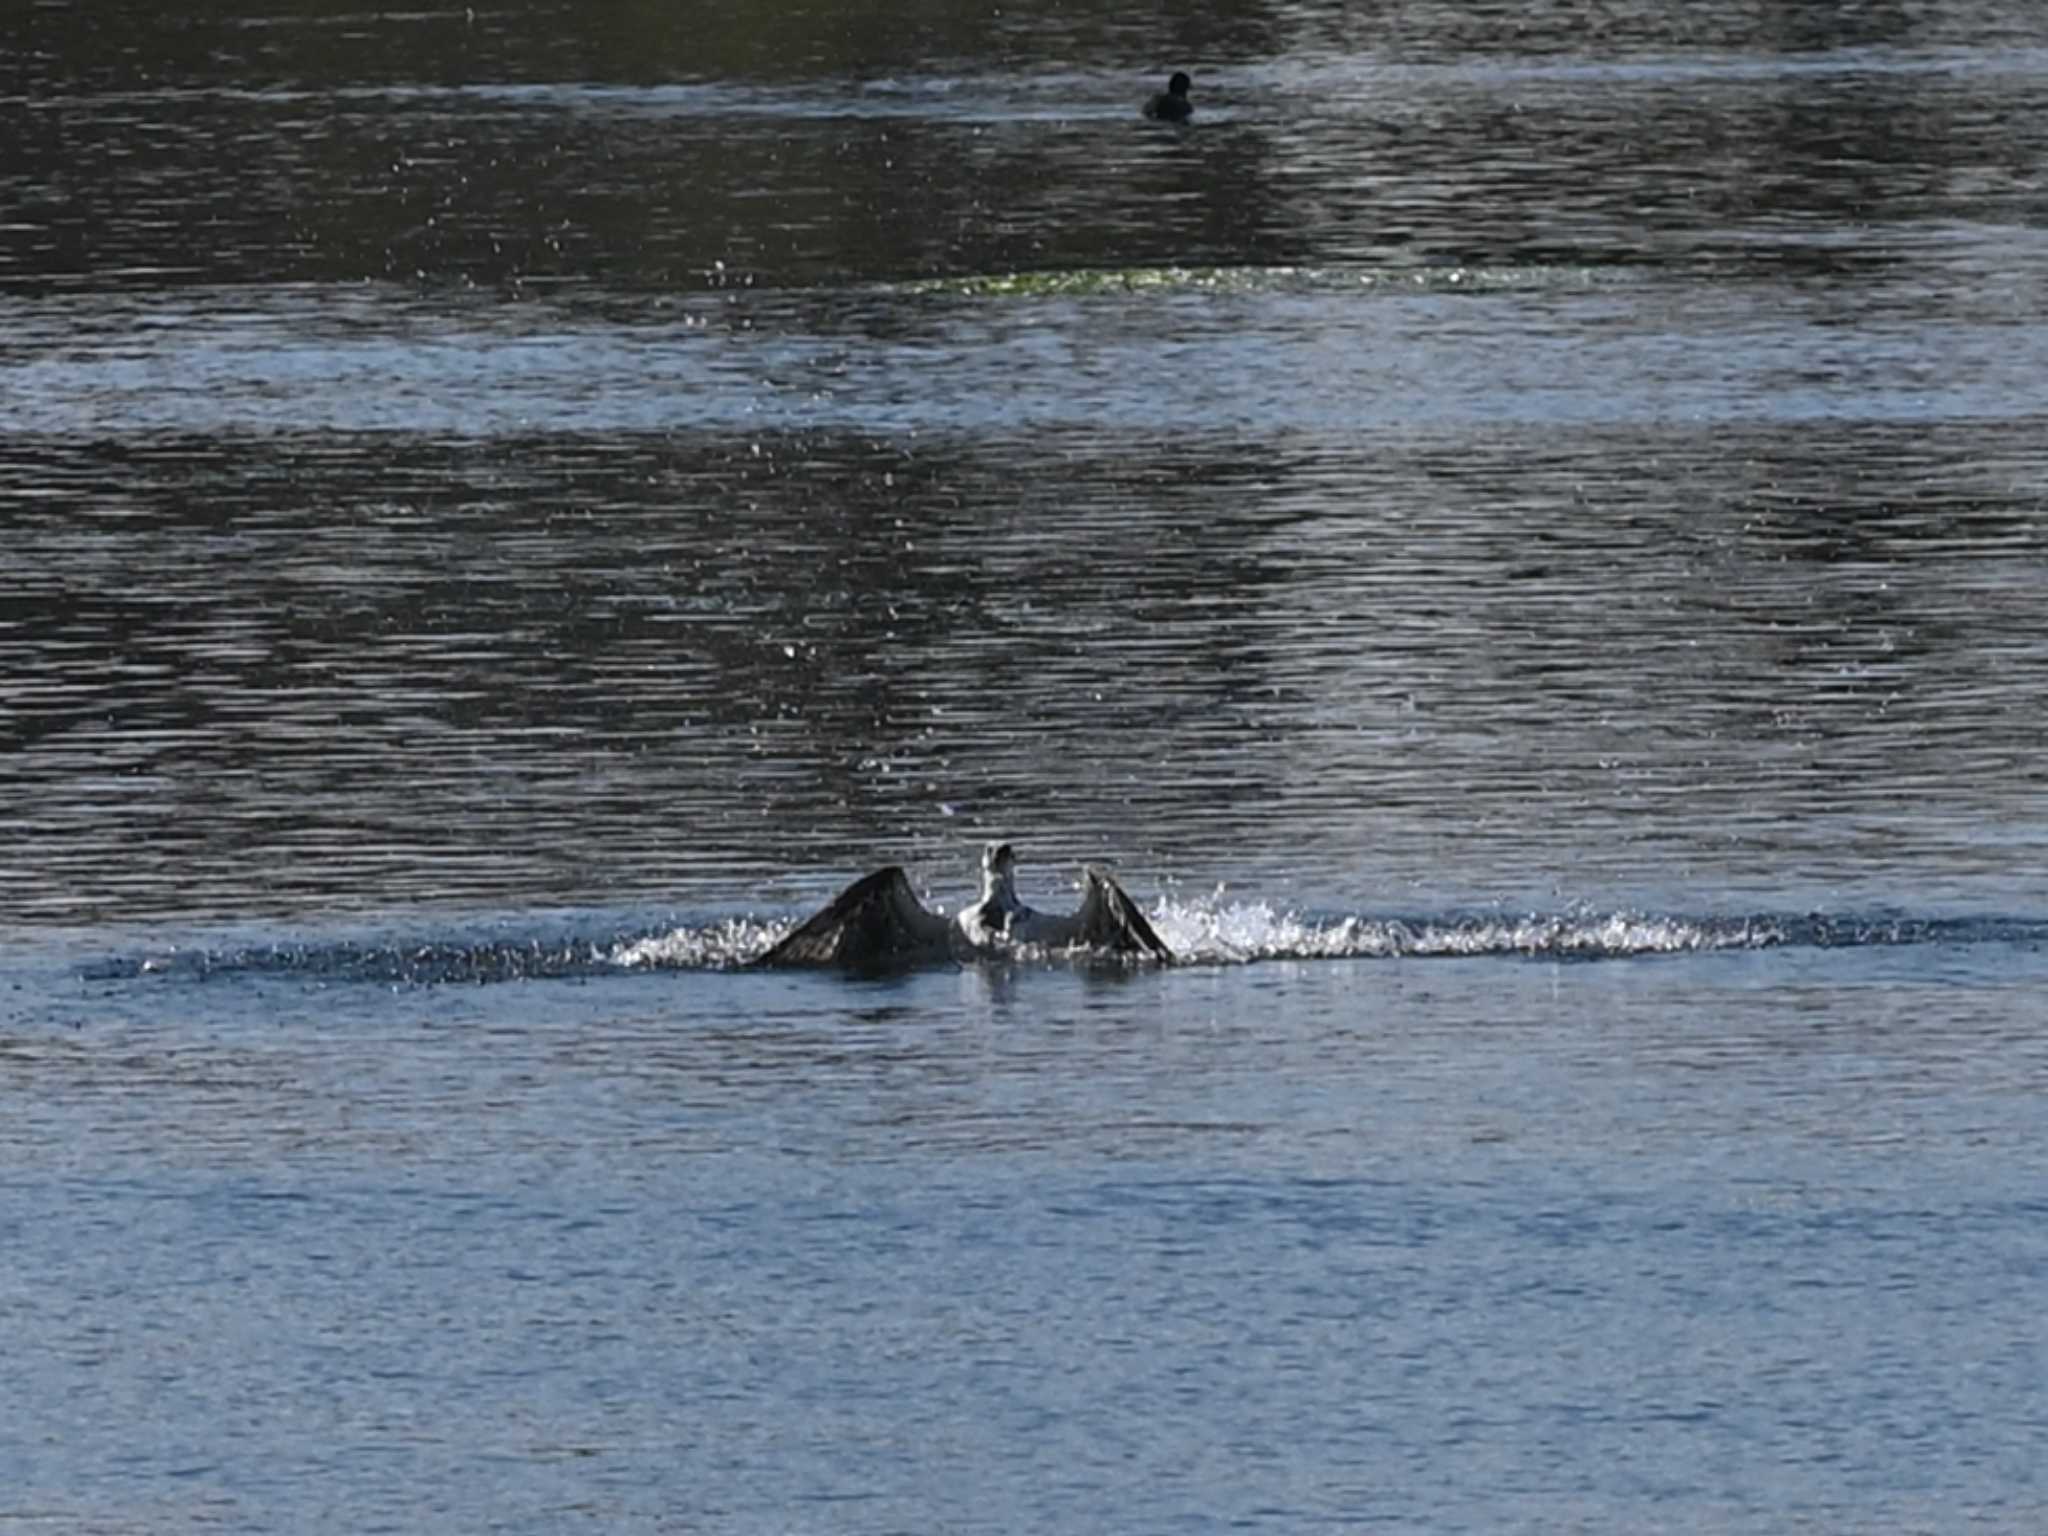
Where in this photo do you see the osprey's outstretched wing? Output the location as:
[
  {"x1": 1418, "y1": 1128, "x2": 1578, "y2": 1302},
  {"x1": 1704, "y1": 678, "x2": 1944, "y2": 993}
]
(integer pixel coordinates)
[
  {"x1": 1068, "y1": 866, "x2": 1174, "y2": 962},
  {"x1": 751, "y1": 867, "x2": 956, "y2": 970}
]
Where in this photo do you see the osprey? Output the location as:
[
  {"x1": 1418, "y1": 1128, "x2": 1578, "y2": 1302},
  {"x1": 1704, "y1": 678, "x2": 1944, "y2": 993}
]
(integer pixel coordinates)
[{"x1": 752, "y1": 842, "x2": 1173, "y2": 970}]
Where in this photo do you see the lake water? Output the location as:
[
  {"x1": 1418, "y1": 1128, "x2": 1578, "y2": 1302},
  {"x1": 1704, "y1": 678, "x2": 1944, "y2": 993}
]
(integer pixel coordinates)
[{"x1": 5, "y1": 2, "x2": 2048, "y2": 1530}]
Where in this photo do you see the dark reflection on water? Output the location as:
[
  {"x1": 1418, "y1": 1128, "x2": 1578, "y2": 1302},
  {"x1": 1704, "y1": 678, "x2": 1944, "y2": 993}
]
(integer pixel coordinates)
[
  {"x1": 2, "y1": 0, "x2": 2047, "y2": 928},
  {"x1": 5, "y1": 412, "x2": 2046, "y2": 922},
  {"x1": 7, "y1": 4, "x2": 2048, "y2": 292}
]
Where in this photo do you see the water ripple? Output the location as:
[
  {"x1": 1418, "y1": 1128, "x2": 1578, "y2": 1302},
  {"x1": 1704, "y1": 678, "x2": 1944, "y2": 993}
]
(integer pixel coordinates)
[{"x1": 74, "y1": 906, "x2": 2048, "y2": 988}]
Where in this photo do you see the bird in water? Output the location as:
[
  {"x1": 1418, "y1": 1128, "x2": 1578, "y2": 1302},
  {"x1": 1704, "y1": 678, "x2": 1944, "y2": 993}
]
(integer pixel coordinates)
[
  {"x1": 751, "y1": 842, "x2": 1173, "y2": 971},
  {"x1": 1144, "y1": 70, "x2": 1193, "y2": 123}
]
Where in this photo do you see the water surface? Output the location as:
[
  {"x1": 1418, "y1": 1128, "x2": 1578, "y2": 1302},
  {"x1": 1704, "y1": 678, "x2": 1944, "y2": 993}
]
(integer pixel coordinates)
[{"x1": 5, "y1": 1, "x2": 2048, "y2": 1530}]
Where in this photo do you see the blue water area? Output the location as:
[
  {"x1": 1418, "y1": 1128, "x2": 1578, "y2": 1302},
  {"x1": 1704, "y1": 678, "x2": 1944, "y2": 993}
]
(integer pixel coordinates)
[{"x1": 6, "y1": 910, "x2": 2048, "y2": 1532}]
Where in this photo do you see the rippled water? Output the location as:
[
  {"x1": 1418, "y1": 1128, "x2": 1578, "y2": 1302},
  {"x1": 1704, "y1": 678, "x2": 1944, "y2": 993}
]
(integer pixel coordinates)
[{"x1": 6, "y1": 2, "x2": 2048, "y2": 1530}]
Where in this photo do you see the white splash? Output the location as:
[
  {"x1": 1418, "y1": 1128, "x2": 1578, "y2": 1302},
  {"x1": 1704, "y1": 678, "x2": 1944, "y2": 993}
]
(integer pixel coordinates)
[
  {"x1": 611, "y1": 916, "x2": 789, "y2": 970},
  {"x1": 605, "y1": 898, "x2": 1789, "y2": 972},
  {"x1": 1147, "y1": 892, "x2": 1787, "y2": 966}
]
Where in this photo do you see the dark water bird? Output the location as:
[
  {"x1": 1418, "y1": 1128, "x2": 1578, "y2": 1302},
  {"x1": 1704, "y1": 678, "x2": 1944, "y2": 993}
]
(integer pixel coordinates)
[
  {"x1": 1144, "y1": 70, "x2": 1193, "y2": 122},
  {"x1": 752, "y1": 842, "x2": 1173, "y2": 971}
]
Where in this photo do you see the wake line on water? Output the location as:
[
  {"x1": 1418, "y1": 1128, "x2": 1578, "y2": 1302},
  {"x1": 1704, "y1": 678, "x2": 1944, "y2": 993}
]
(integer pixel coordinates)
[
  {"x1": 85, "y1": 905, "x2": 2047, "y2": 988},
  {"x1": 609, "y1": 902, "x2": 1805, "y2": 970},
  {"x1": 616, "y1": 903, "x2": 2043, "y2": 970}
]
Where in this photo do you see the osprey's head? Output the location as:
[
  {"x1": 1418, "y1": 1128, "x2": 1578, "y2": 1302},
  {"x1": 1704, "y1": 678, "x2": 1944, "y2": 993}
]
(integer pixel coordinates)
[{"x1": 979, "y1": 842, "x2": 1022, "y2": 910}]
